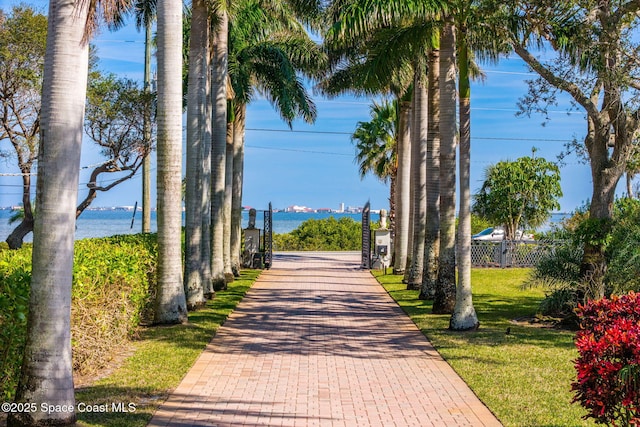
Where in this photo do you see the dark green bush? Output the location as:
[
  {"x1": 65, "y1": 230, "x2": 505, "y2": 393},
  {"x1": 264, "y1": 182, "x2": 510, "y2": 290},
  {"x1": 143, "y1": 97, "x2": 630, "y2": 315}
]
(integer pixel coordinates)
[
  {"x1": 273, "y1": 216, "x2": 363, "y2": 251},
  {"x1": 606, "y1": 198, "x2": 640, "y2": 294},
  {"x1": 0, "y1": 247, "x2": 31, "y2": 401},
  {"x1": 528, "y1": 198, "x2": 640, "y2": 318},
  {"x1": 0, "y1": 233, "x2": 157, "y2": 400}
]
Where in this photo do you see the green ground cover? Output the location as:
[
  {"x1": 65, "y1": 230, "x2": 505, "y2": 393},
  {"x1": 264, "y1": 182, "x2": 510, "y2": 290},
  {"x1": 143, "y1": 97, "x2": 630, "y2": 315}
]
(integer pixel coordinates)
[
  {"x1": 375, "y1": 268, "x2": 594, "y2": 427},
  {"x1": 74, "y1": 269, "x2": 260, "y2": 427}
]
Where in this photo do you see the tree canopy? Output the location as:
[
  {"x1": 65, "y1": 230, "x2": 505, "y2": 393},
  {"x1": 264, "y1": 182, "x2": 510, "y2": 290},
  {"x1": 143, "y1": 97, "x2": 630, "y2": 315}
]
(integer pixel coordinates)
[{"x1": 473, "y1": 154, "x2": 562, "y2": 238}]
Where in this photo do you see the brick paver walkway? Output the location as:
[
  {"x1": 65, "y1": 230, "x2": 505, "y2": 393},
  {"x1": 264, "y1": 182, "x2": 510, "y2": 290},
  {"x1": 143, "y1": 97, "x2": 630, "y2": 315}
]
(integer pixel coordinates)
[{"x1": 148, "y1": 252, "x2": 502, "y2": 427}]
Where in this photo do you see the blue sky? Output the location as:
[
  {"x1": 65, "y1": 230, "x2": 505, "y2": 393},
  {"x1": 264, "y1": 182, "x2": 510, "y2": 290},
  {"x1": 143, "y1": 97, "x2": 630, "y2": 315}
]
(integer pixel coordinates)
[{"x1": 0, "y1": 1, "x2": 630, "y2": 213}]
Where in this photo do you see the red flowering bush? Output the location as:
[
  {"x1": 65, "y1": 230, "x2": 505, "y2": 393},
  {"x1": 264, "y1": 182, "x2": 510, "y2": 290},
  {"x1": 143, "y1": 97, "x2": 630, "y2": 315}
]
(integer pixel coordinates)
[{"x1": 573, "y1": 292, "x2": 640, "y2": 425}]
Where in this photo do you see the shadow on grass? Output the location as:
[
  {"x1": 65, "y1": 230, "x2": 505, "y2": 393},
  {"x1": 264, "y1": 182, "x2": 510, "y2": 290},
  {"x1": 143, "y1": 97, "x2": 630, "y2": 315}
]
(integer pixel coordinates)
[
  {"x1": 75, "y1": 385, "x2": 167, "y2": 427},
  {"x1": 379, "y1": 272, "x2": 577, "y2": 351}
]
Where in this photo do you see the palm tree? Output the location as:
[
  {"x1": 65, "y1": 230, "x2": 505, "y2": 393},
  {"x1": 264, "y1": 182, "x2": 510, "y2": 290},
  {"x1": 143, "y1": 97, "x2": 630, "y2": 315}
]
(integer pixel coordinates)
[
  {"x1": 210, "y1": 6, "x2": 229, "y2": 291},
  {"x1": 450, "y1": 15, "x2": 478, "y2": 329},
  {"x1": 432, "y1": 18, "x2": 457, "y2": 314},
  {"x1": 184, "y1": 0, "x2": 211, "y2": 309},
  {"x1": 223, "y1": 113, "x2": 235, "y2": 281},
  {"x1": 132, "y1": 0, "x2": 157, "y2": 234},
  {"x1": 153, "y1": 0, "x2": 188, "y2": 324},
  {"x1": 351, "y1": 100, "x2": 398, "y2": 202},
  {"x1": 322, "y1": 0, "x2": 445, "y2": 279},
  {"x1": 7, "y1": 0, "x2": 125, "y2": 422},
  {"x1": 420, "y1": 45, "x2": 441, "y2": 301},
  {"x1": 321, "y1": 24, "x2": 420, "y2": 271},
  {"x1": 406, "y1": 63, "x2": 428, "y2": 289},
  {"x1": 226, "y1": 0, "x2": 324, "y2": 272},
  {"x1": 449, "y1": 0, "x2": 505, "y2": 328}
]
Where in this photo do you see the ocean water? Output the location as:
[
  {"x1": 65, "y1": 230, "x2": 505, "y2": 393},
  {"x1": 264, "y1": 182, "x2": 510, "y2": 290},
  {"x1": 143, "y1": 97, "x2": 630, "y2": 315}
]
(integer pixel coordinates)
[{"x1": 0, "y1": 209, "x2": 378, "y2": 243}]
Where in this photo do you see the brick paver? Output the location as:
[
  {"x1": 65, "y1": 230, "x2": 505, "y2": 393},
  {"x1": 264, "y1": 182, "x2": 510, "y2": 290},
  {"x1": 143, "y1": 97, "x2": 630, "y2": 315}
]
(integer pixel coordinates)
[{"x1": 148, "y1": 252, "x2": 502, "y2": 427}]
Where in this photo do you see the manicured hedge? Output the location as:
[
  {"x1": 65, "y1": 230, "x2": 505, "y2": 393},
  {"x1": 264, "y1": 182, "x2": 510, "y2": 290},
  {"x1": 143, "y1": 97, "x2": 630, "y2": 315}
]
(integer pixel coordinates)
[
  {"x1": 273, "y1": 216, "x2": 365, "y2": 251},
  {"x1": 0, "y1": 234, "x2": 157, "y2": 400}
]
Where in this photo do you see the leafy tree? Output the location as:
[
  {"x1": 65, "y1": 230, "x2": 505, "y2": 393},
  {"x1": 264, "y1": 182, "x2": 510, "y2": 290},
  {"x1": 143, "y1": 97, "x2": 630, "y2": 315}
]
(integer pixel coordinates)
[
  {"x1": 626, "y1": 138, "x2": 640, "y2": 199},
  {"x1": 473, "y1": 155, "x2": 562, "y2": 239},
  {"x1": 79, "y1": 73, "x2": 155, "y2": 216},
  {"x1": 0, "y1": 6, "x2": 47, "y2": 249},
  {"x1": 492, "y1": 0, "x2": 640, "y2": 298}
]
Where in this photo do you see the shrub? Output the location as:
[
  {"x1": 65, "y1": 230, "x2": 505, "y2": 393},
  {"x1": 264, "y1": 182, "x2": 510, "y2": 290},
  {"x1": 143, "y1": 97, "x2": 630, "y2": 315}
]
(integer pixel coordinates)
[
  {"x1": 0, "y1": 233, "x2": 157, "y2": 400},
  {"x1": 71, "y1": 234, "x2": 157, "y2": 375},
  {"x1": 273, "y1": 216, "x2": 363, "y2": 251},
  {"x1": 607, "y1": 198, "x2": 640, "y2": 295},
  {"x1": 0, "y1": 247, "x2": 31, "y2": 400},
  {"x1": 573, "y1": 292, "x2": 640, "y2": 425},
  {"x1": 527, "y1": 198, "x2": 640, "y2": 318}
]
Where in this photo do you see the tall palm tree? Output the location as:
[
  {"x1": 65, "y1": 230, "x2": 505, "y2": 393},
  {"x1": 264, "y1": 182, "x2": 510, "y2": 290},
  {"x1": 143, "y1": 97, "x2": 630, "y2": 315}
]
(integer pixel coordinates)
[
  {"x1": 210, "y1": 7, "x2": 229, "y2": 291},
  {"x1": 406, "y1": 63, "x2": 428, "y2": 289},
  {"x1": 226, "y1": 0, "x2": 323, "y2": 271},
  {"x1": 321, "y1": 23, "x2": 420, "y2": 267},
  {"x1": 184, "y1": 0, "x2": 211, "y2": 309},
  {"x1": 132, "y1": 0, "x2": 157, "y2": 234},
  {"x1": 322, "y1": 0, "x2": 444, "y2": 278},
  {"x1": 420, "y1": 45, "x2": 441, "y2": 301},
  {"x1": 450, "y1": 15, "x2": 478, "y2": 329},
  {"x1": 154, "y1": 0, "x2": 188, "y2": 324},
  {"x1": 432, "y1": 17, "x2": 457, "y2": 314},
  {"x1": 351, "y1": 100, "x2": 398, "y2": 201},
  {"x1": 8, "y1": 0, "x2": 128, "y2": 422},
  {"x1": 449, "y1": 0, "x2": 504, "y2": 328}
]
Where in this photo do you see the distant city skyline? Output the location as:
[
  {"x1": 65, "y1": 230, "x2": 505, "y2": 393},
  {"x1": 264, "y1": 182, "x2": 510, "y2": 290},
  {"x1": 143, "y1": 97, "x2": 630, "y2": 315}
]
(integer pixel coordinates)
[{"x1": 0, "y1": 1, "x2": 635, "y2": 216}]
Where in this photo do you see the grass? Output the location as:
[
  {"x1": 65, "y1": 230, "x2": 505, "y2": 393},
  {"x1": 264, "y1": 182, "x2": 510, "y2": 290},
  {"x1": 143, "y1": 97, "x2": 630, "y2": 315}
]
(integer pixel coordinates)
[
  {"x1": 74, "y1": 269, "x2": 260, "y2": 427},
  {"x1": 375, "y1": 268, "x2": 595, "y2": 427}
]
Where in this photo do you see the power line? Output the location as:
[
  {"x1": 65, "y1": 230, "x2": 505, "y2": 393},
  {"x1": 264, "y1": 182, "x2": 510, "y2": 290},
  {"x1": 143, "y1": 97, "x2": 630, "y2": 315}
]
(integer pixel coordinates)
[{"x1": 245, "y1": 127, "x2": 574, "y2": 143}]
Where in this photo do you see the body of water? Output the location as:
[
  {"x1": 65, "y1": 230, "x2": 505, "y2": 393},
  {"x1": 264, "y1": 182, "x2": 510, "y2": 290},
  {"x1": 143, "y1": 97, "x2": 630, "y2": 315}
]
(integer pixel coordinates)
[{"x1": 0, "y1": 209, "x2": 379, "y2": 243}]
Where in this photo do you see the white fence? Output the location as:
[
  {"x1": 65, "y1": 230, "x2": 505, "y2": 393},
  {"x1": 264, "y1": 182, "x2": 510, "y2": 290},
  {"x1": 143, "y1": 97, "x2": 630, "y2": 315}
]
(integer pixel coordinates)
[{"x1": 471, "y1": 240, "x2": 562, "y2": 268}]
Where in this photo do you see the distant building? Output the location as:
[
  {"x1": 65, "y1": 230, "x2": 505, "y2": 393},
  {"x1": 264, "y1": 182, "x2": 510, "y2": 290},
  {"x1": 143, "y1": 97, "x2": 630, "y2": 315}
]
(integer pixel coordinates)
[
  {"x1": 316, "y1": 208, "x2": 332, "y2": 213},
  {"x1": 338, "y1": 202, "x2": 345, "y2": 213},
  {"x1": 285, "y1": 205, "x2": 313, "y2": 213}
]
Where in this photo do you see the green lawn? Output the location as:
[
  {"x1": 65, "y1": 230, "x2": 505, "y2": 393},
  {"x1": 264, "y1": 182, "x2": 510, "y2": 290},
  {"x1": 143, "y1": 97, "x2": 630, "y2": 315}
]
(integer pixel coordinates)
[
  {"x1": 375, "y1": 268, "x2": 595, "y2": 427},
  {"x1": 75, "y1": 269, "x2": 260, "y2": 427}
]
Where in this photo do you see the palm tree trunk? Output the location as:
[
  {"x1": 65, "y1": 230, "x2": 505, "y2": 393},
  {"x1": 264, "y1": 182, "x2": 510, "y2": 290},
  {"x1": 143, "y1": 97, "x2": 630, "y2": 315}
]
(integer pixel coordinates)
[
  {"x1": 420, "y1": 46, "x2": 441, "y2": 301},
  {"x1": 184, "y1": 0, "x2": 210, "y2": 310},
  {"x1": 210, "y1": 10, "x2": 229, "y2": 291},
  {"x1": 407, "y1": 67, "x2": 428, "y2": 289},
  {"x1": 154, "y1": 0, "x2": 188, "y2": 324},
  {"x1": 450, "y1": 32, "x2": 479, "y2": 330},
  {"x1": 8, "y1": 0, "x2": 89, "y2": 424},
  {"x1": 404, "y1": 89, "x2": 416, "y2": 283},
  {"x1": 393, "y1": 99, "x2": 411, "y2": 274},
  {"x1": 223, "y1": 115, "x2": 235, "y2": 282},
  {"x1": 433, "y1": 19, "x2": 457, "y2": 314},
  {"x1": 142, "y1": 13, "x2": 153, "y2": 233},
  {"x1": 231, "y1": 105, "x2": 246, "y2": 276}
]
